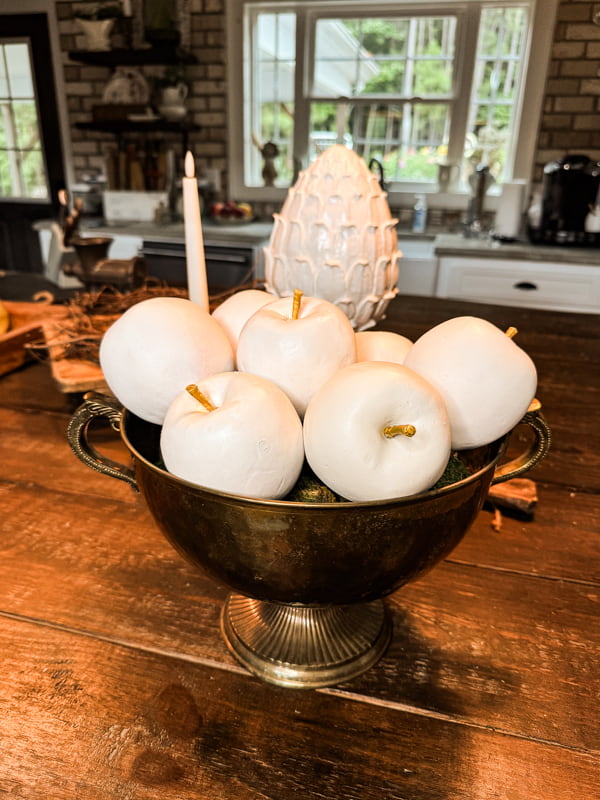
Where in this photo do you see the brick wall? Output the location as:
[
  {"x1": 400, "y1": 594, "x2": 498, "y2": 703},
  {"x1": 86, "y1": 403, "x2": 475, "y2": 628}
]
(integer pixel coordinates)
[
  {"x1": 54, "y1": 0, "x2": 600, "y2": 194},
  {"x1": 54, "y1": 0, "x2": 227, "y2": 189},
  {"x1": 533, "y1": 0, "x2": 600, "y2": 183}
]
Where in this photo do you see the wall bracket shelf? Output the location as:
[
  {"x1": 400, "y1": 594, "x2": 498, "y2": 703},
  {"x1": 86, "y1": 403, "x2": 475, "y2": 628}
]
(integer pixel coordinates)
[{"x1": 68, "y1": 47, "x2": 197, "y2": 66}]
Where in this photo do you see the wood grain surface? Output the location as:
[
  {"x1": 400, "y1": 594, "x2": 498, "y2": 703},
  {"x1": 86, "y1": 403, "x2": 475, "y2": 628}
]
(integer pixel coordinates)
[{"x1": 0, "y1": 294, "x2": 598, "y2": 799}]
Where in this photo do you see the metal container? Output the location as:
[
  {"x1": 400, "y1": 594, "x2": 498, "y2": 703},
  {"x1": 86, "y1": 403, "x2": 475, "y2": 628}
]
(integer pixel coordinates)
[{"x1": 68, "y1": 393, "x2": 550, "y2": 689}]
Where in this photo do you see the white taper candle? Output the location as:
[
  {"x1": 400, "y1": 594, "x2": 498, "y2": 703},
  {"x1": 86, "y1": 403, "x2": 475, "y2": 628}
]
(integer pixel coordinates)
[{"x1": 182, "y1": 151, "x2": 209, "y2": 310}]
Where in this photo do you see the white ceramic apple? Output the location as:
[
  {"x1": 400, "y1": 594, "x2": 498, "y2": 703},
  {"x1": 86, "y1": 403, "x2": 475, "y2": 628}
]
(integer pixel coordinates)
[
  {"x1": 99, "y1": 296, "x2": 234, "y2": 425},
  {"x1": 212, "y1": 288, "x2": 277, "y2": 358},
  {"x1": 403, "y1": 316, "x2": 537, "y2": 449},
  {"x1": 236, "y1": 290, "x2": 357, "y2": 416},
  {"x1": 303, "y1": 361, "x2": 451, "y2": 502},
  {"x1": 160, "y1": 371, "x2": 304, "y2": 499},
  {"x1": 355, "y1": 330, "x2": 413, "y2": 364}
]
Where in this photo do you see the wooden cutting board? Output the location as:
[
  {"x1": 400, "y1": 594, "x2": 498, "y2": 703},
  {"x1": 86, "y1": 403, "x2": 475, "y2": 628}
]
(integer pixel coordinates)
[{"x1": 0, "y1": 301, "x2": 68, "y2": 377}]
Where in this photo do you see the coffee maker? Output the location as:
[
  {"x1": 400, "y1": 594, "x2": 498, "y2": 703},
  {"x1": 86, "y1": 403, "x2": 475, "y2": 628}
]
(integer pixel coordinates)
[{"x1": 529, "y1": 154, "x2": 600, "y2": 245}]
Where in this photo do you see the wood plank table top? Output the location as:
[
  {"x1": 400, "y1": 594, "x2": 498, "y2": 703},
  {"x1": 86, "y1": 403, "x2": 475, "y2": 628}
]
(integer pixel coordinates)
[{"x1": 0, "y1": 294, "x2": 598, "y2": 799}]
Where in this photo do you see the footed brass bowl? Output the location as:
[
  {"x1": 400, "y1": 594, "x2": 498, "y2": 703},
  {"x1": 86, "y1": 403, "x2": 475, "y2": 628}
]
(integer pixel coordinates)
[{"x1": 68, "y1": 394, "x2": 550, "y2": 689}]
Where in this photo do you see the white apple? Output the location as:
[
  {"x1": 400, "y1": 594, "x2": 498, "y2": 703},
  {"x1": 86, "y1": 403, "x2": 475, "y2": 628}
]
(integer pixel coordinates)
[
  {"x1": 403, "y1": 316, "x2": 537, "y2": 449},
  {"x1": 212, "y1": 288, "x2": 277, "y2": 358},
  {"x1": 355, "y1": 330, "x2": 413, "y2": 364},
  {"x1": 236, "y1": 290, "x2": 356, "y2": 416},
  {"x1": 303, "y1": 361, "x2": 451, "y2": 502},
  {"x1": 160, "y1": 371, "x2": 304, "y2": 499},
  {"x1": 99, "y1": 296, "x2": 234, "y2": 425}
]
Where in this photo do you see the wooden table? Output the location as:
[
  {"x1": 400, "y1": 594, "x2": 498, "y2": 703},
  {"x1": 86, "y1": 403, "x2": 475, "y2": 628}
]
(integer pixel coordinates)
[{"x1": 0, "y1": 295, "x2": 598, "y2": 798}]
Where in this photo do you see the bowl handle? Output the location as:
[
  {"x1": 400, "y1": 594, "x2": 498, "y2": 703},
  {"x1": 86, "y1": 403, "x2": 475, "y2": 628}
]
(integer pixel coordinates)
[
  {"x1": 67, "y1": 392, "x2": 138, "y2": 490},
  {"x1": 491, "y1": 399, "x2": 551, "y2": 485}
]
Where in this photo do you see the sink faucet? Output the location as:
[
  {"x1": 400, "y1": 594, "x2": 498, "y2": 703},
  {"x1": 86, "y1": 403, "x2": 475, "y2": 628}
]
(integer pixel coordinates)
[
  {"x1": 464, "y1": 164, "x2": 493, "y2": 237},
  {"x1": 369, "y1": 158, "x2": 387, "y2": 192}
]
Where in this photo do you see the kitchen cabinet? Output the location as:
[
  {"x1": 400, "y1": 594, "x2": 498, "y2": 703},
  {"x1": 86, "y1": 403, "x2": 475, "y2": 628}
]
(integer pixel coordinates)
[
  {"x1": 435, "y1": 256, "x2": 600, "y2": 313},
  {"x1": 396, "y1": 237, "x2": 438, "y2": 296},
  {"x1": 433, "y1": 235, "x2": 600, "y2": 313}
]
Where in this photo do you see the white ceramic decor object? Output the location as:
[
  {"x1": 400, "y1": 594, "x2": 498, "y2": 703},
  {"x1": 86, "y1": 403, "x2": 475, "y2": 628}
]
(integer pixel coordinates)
[
  {"x1": 303, "y1": 361, "x2": 451, "y2": 502},
  {"x1": 355, "y1": 330, "x2": 413, "y2": 364},
  {"x1": 99, "y1": 297, "x2": 234, "y2": 425},
  {"x1": 264, "y1": 145, "x2": 401, "y2": 331},
  {"x1": 212, "y1": 289, "x2": 277, "y2": 358},
  {"x1": 160, "y1": 372, "x2": 304, "y2": 500},
  {"x1": 236, "y1": 292, "x2": 356, "y2": 417},
  {"x1": 404, "y1": 316, "x2": 537, "y2": 449}
]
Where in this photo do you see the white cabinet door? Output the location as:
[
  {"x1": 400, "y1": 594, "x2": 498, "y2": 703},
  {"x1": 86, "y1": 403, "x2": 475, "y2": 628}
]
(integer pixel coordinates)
[
  {"x1": 435, "y1": 256, "x2": 600, "y2": 313},
  {"x1": 397, "y1": 239, "x2": 438, "y2": 297}
]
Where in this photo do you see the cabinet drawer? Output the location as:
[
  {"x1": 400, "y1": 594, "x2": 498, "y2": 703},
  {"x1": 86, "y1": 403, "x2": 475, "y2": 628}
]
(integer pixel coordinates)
[{"x1": 436, "y1": 257, "x2": 600, "y2": 313}]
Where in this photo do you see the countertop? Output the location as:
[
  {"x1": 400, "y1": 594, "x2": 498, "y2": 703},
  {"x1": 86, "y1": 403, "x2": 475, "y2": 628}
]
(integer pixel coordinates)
[
  {"x1": 434, "y1": 233, "x2": 600, "y2": 265},
  {"x1": 84, "y1": 220, "x2": 600, "y2": 266},
  {"x1": 1, "y1": 294, "x2": 598, "y2": 798},
  {"x1": 84, "y1": 218, "x2": 274, "y2": 247}
]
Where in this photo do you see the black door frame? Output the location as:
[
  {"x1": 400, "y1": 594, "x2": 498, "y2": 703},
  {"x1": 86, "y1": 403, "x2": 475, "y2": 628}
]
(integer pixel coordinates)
[{"x1": 0, "y1": 12, "x2": 69, "y2": 272}]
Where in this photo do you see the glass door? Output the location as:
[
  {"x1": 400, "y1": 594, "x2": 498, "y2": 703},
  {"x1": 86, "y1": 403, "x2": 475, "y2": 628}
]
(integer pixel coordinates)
[{"x1": 0, "y1": 12, "x2": 67, "y2": 273}]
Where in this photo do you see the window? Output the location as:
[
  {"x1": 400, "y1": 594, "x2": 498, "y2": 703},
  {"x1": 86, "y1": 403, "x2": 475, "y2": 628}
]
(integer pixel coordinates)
[
  {"x1": 0, "y1": 38, "x2": 49, "y2": 200},
  {"x1": 227, "y1": 0, "x2": 557, "y2": 207}
]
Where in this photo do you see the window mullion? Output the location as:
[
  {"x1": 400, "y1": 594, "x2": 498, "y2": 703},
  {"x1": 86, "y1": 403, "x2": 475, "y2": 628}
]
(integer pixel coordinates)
[
  {"x1": 293, "y1": 10, "x2": 311, "y2": 169},
  {"x1": 446, "y1": 5, "x2": 481, "y2": 170}
]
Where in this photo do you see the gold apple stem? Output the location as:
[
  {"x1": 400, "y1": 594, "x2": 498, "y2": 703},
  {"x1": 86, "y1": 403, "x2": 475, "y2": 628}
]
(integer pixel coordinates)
[
  {"x1": 383, "y1": 424, "x2": 416, "y2": 439},
  {"x1": 505, "y1": 326, "x2": 518, "y2": 338},
  {"x1": 186, "y1": 383, "x2": 216, "y2": 411},
  {"x1": 292, "y1": 288, "x2": 303, "y2": 320}
]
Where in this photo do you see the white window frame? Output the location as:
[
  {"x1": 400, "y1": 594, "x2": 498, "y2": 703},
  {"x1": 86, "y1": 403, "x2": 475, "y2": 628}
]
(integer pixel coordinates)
[{"x1": 226, "y1": 0, "x2": 558, "y2": 211}]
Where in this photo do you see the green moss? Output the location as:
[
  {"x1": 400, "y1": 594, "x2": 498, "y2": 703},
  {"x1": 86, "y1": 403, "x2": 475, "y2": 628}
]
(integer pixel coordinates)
[
  {"x1": 284, "y1": 471, "x2": 339, "y2": 503},
  {"x1": 431, "y1": 453, "x2": 471, "y2": 490}
]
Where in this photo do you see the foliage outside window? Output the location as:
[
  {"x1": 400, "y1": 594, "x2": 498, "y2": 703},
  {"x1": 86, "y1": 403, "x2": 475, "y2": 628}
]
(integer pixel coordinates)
[
  {"x1": 232, "y1": 0, "x2": 540, "y2": 200},
  {"x1": 0, "y1": 40, "x2": 48, "y2": 201}
]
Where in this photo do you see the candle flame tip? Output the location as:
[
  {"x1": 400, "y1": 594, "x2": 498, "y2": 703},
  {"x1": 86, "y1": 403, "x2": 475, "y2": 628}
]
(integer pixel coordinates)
[{"x1": 184, "y1": 150, "x2": 195, "y2": 178}]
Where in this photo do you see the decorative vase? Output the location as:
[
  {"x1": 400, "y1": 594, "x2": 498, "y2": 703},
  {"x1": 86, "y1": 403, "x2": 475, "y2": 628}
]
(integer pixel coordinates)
[
  {"x1": 76, "y1": 18, "x2": 115, "y2": 51},
  {"x1": 158, "y1": 83, "x2": 188, "y2": 121},
  {"x1": 264, "y1": 145, "x2": 401, "y2": 331}
]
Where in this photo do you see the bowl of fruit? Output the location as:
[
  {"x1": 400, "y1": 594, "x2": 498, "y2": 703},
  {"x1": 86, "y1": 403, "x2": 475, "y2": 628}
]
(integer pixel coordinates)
[
  {"x1": 209, "y1": 200, "x2": 254, "y2": 224},
  {"x1": 67, "y1": 290, "x2": 550, "y2": 689}
]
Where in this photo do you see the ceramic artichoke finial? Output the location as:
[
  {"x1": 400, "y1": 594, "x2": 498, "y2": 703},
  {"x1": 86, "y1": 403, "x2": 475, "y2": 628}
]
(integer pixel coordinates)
[{"x1": 264, "y1": 145, "x2": 401, "y2": 330}]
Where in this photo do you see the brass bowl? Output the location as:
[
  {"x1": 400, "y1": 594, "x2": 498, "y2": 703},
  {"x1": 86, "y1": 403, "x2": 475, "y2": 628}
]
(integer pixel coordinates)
[{"x1": 68, "y1": 394, "x2": 550, "y2": 689}]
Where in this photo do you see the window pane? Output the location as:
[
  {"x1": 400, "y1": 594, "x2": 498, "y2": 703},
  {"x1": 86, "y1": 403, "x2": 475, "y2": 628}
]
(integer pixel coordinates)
[
  {"x1": 309, "y1": 100, "x2": 448, "y2": 182},
  {"x1": 465, "y1": 6, "x2": 527, "y2": 181},
  {"x1": 0, "y1": 40, "x2": 49, "y2": 199},
  {"x1": 6, "y1": 43, "x2": 34, "y2": 97},
  {"x1": 314, "y1": 17, "x2": 455, "y2": 99},
  {"x1": 247, "y1": 12, "x2": 296, "y2": 185}
]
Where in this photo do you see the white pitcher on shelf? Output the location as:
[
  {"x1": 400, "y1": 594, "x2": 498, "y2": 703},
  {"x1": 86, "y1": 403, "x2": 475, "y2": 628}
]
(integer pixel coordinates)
[
  {"x1": 158, "y1": 83, "x2": 188, "y2": 122},
  {"x1": 584, "y1": 203, "x2": 600, "y2": 233}
]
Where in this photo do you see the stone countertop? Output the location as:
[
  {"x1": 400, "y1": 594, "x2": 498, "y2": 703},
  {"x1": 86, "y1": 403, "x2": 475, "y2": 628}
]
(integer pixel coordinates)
[
  {"x1": 83, "y1": 219, "x2": 274, "y2": 247},
  {"x1": 434, "y1": 233, "x2": 600, "y2": 266}
]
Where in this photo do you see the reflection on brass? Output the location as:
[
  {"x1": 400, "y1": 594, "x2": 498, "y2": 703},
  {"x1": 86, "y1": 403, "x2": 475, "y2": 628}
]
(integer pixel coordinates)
[{"x1": 67, "y1": 393, "x2": 551, "y2": 689}]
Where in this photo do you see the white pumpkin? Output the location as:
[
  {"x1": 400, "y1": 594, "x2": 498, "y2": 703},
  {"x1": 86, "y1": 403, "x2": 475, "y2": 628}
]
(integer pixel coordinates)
[{"x1": 264, "y1": 145, "x2": 401, "y2": 331}]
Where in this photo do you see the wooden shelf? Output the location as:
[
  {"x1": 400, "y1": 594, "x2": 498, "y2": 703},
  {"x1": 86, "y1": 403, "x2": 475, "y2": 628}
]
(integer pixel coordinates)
[
  {"x1": 68, "y1": 46, "x2": 197, "y2": 66},
  {"x1": 75, "y1": 119, "x2": 198, "y2": 135}
]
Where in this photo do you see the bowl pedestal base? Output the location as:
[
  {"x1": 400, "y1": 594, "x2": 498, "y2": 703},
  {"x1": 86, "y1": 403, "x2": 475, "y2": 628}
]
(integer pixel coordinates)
[{"x1": 221, "y1": 594, "x2": 393, "y2": 689}]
